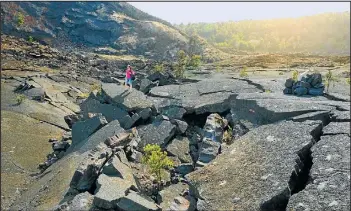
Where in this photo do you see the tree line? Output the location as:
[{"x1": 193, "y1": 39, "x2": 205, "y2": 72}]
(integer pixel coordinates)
[{"x1": 176, "y1": 12, "x2": 350, "y2": 55}]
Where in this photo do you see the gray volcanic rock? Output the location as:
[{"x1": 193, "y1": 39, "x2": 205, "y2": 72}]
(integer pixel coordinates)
[
  {"x1": 117, "y1": 191, "x2": 161, "y2": 211},
  {"x1": 231, "y1": 92, "x2": 336, "y2": 126},
  {"x1": 137, "y1": 120, "x2": 176, "y2": 150},
  {"x1": 93, "y1": 152, "x2": 136, "y2": 209},
  {"x1": 323, "y1": 122, "x2": 350, "y2": 136},
  {"x1": 157, "y1": 183, "x2": 191, "y2": 210},
  {"x1": 102, "y1": 83, "x2": 154, "y2": 112},
  {"x1": 1, "y1": 2, "x2": 194, "y2": 60},
  {"x1": 148, "y1": 79, "x2": 259, "y2": 115},
  {"x1": 23, "y1": 87, "x2": 45, "y2": 101},
  {"x1": 166, "y1": 136, "x2": 192, "y2": 163},
  {"x1": 69, "y1": 143, "x2": 112, "y2": 192},
  {"x1": 53, "y1": 192, "x2": 94, "y2": 211},
  {"x1": 80, "y1": 97, "x2": 130, "y2": 124},
  {"x1": 331, "y1": 110, "x2": 350, "y2": 122},
  {"x1": 186, "y1": 120, "x2": 323, "y2": 211},
  {"x1": 287, "y1": 134, "x2": 350, "y2": 211},
  {"x1": 71, "y1": 114, "x2": 108, "y2": 146},
  {"x1": 69, "y1": 120, "x2": 125, "y2": 154}
]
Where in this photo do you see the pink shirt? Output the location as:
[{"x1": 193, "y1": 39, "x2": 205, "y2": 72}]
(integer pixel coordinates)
[{"x1": 126, "y1": 69, "x2": 135, "y2": 79}]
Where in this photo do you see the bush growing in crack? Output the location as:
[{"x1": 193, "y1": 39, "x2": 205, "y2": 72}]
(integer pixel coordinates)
[
  {"x1": 222, "y1": 125, "x2": 233, "y2": 144},
  {"x1": 142, "y1": 144, "x2": 173, "y2": 186},
  {"x1": 15, "y1": 94, "x2": 26, "y2": 105}
]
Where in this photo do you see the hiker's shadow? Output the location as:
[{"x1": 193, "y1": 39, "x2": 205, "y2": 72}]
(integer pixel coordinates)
[{"x1": 113, "y1": 88, "x2": 131, "y2": 104}]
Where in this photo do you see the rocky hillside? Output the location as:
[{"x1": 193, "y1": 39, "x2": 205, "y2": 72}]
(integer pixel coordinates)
[
  {"x1": 2, "y1": 33, "x2": 350, "y2": 210},
  {"x1": 1, "y1": 2, "x2": 227, "y2": 61}
]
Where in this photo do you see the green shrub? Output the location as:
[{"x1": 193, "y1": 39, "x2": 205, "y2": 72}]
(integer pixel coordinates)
[
  {"x1": 153, "y1": 63, "x2": 164, "y2": 73},
  {"x1": 189, "y1": 55, "x2": 201, "y2": 69},
  {"x1": 77, "y1": 92, "x2": 89, "y2": 99},
  {"x1": 265, "y1": 89, "x2": 272, "y2": 93},
  {"x1": 346, "y1": 77, "x2": 350, "y2": 85},
  {"x1": 28, "y1": 36, "x2": 34, "y2": 43},
  {"x1": 222, "y1": 125, "x2": 233, "y2": 144},
  {"x1": 174, "y1": 50, "x2": 188, "y2": 78},
  {"x1": 89, "y1": 83, "x2": 102, "y2": 94},
  {"x1": 239, "y1": 66, "x2": 248, "y2": 78},
  {"x1": 325, "y1": 70, "x2": 334, "y2": 93},
  {"x1": 15, "y1": 94, "x2": 26, "y2": 104},
  {"x1": 142, "y1": 144, "x2": 173, "y2": 183},
  {"x1": 292, "y1": 70, "x2": 299, "y2": 81},
  {"x1": 17, "y1": 12, "x2": 25, "y2": 26}
]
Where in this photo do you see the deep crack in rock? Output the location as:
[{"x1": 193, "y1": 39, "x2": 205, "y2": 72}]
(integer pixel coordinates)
[{"x1": 260, "y1": 116, "x2": 329, "y2": 211}]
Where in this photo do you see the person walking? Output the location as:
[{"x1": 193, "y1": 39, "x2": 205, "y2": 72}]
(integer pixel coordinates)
[{"x1": 125, "y1": 65, "x2": 135, "y2": 91}]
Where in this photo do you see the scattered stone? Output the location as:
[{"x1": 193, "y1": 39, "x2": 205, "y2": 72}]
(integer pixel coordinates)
[
  {"x1": 168, "y1": 196, "x2": 196, "y2": 211},
  {"x1": 170, "y1": 119, "x2": 188, "y2": 134},
  {"x1": 52, "y1": 141, "x2": 70, "y2": 151},
  {"x1": 157, "y1": 183, "x2": 190, "y2": 210},
  {"x1": 175, "y1": 163, "x2": 194, "y2": 176},
  {"x1": 166, "y1": 136, "x2": 192, "y2": 163},
  {"x1": 64, "y1": 114, "x2": 80, "y2": 128},
  {"x1": 138, "y1": 108, "x2": 152, "y2": 120}
]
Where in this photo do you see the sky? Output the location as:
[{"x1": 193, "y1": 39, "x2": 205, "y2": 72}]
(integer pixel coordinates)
[{"x1": 128, "y1": 2, "x2": 350, "y2": 24}]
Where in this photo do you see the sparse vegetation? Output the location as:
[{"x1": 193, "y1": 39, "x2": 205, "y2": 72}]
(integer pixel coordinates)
[
  {"x1": 324, "y1": 69, "x2": 338, "y2": 93},
  {"x1": 77, "y1": 92, "x2": 89, "y2": 99},
  {"x1": 174, "y1": 50, "x2": 188, "y2": 78},
  {"x1": 347, "y1": 77, "x2": 350, "y2": 85},
  {"x1": 28, "y1": 36, "x2": 34, "y2": 43},
  {"x1": 188, "y1": 54, "x2": 202, "y2": 69},
  {"x1": 142, "y1": 144, "x2": 173, "y2": 183},
  {"x1": 16, "y1": 12, "x2": 25, "y2": 26},
  {"x1": 15, "y1": 94, "x2": 26, "y2": 104},
  {"x1": 292, "y1": 70, "x2": 299, "y2": 81},
  {"x1": 89, "y1": 83, "x2": 102, "y2": 94},
  {"x1": 153, "y1": 63, "x2": 165, "y2": 73},
  {"x1": 239, "y1": 66, "x2": 248, "y2": 78},
  {"x1": 215, "y1": 64, "x2": 222, "y2": 73},
  {"x1": 222, "y1": 125, "x2": 233, "y2": 144},
  {"x1": 265, "y1": 89, "x2": 272, "y2": 93}
]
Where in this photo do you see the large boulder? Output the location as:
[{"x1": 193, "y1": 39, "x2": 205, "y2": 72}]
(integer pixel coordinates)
[
  {"x1": 69, "y1": 143, "x2": 112, "y2": 192},
  {"x1": 166, "y1": 136, "x2": 192, "y2": 163},
  {"x1": 23, "y1": 87, "x2": 45, "y2": 101},
  {"x1": 101, "y1": 83, "x2": 154, "y2": 112},
  {"x1": 93, "y1": 151, "x2": 136, "y2": 209},
  {"x1": 202, "y1": 113, "x2": 226, "y2": 143},
  {"x1": 80, "y1": 97, "x2": 130, "y2": 124},
  {"x1": 137, "y1": 120, "x2": 176, "y2": 150},
  {"x1": 187, "y1": 120, "x2": 323, "y2": 210},
  {"x1": 117, "y1": 191, "x2": 161, "y2": 211},
  {"x1": 149, "y1": 79, "x2": 259, "y2": 115},
  {"x1": 71, "y1": 114, "x2": 108, "y2": 146},
  {"x1": 287, "y1": 134, "x2": 350, "y2": 210}
]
